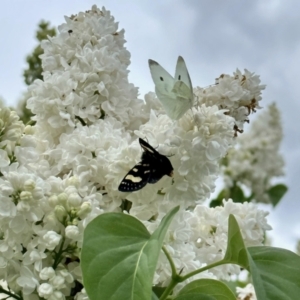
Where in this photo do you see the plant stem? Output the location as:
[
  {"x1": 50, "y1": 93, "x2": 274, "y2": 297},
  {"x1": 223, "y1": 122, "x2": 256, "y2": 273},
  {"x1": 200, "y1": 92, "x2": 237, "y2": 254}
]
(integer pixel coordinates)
[
  {"x1": 159, "y1": 258, "x2": 231, "y2": 299},
  {"x1": 159, "y1": 274, "x2": 179, "y2": 300},
  {"x1": 0, "y1": 287, "x2": 22, "y2": 300},
  {"x1": 52, "y1": 237, "x2": 65, "y2": 269},
  {"x1": 159, "y1": 246, "x2": 183, "y2": 300},
  {"x1": 179, "y1": 260, "x2": 225, "y2": 282},
  {"x1": 162, "y1": 246, "x2": 177, "y2": 277}
]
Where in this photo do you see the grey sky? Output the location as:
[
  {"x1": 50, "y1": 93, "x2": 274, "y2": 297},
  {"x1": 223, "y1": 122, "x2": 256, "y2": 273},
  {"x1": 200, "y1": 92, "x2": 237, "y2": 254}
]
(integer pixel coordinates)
[{"x1": 0, "y1": 0, "x2": 299, "y2": 251}]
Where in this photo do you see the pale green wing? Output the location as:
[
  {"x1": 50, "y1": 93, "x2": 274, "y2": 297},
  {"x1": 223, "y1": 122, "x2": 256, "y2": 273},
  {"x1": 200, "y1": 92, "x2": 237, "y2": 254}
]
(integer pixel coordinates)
[
  {"x1": 174, "y1": 56, "x2": 193, "y2": 91},
  {"x1": 173, "y1": 56, "x2": 194, "y2": 104},
  {"x1": 149, "y1": 59, "x2": 179, "y2": 119},
  {"x1": 149, "y1": 57, "x2": 193, "y2": 120},
  {"x1": 155, "y1": 89, "x2": 191, "y2": 120}
]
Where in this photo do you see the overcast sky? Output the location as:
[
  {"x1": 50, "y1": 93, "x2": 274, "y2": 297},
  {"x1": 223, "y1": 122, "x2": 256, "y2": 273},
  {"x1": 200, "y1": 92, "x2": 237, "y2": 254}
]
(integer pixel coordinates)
[{"x1": 1, "y1": 0, "x2": 299, "y2": 251}]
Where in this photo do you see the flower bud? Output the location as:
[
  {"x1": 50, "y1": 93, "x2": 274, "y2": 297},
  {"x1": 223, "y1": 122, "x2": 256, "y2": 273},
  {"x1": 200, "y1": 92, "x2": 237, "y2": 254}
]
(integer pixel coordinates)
[
  {"x1": 65, "y1": 225, "x2": 80, "y2": 240},
  {"x1": 77, "y1": 202, "x2": 92, "y2": 219},
  {"x1": 24, "y1": 125, "x2": 35, "y2": 134},
  {"x1": 57, "y1": 193, "x2": 68, "y2": 206},
  {"x1": 49, "y1": 195, "x2": 58, "y2": 207},
  {"x1": 40, "y1": 267, "x2": 55, "y2": 280},
  {"x1": 20, "y1": 191, "x2": 33, "y2": 202},
  {"x1": 68, "y1": 193, "x2": 82, "y2": 207},
  {"x1": 66, "y1": 176, "x2": 79, "y2": 187},
  {"x1": 24, "y1": 179, "x2": 36, "y2": 191},
  {"x1": 54, "y1": 205, "x2": 67, "y2": 223}
]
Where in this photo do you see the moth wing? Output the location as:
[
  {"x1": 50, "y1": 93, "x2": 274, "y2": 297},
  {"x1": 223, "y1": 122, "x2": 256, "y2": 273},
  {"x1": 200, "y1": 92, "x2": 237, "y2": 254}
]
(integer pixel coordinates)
[
  {"x1": 172, "y1": 81, "x2": 192, "y2": 100},
  {"x1": 139, "y1": 138, "x2": 158, "y2": 156},
  {"x1": 155, "y1": 90, "x2": 188, "y2": 120},
  {"x1": 149, "y1": 59, "x2": 181, "y2": 120},
  {"x1": 148, "y1": 153, "x2": 174, "y2": 184},
  {"x1": 149, "y1": 59, "x2": 176, "y2": 95},
  {"x1": 148, "y1": 171, "x2": 163, "y2": 184},
  {"x1": 118, "y1": 163, "x2": 151, "y2": 192},
  {"x1": 172, "y1": 93, "x2": 193, "y2": 120},
  {"x1": 139, "y1": 138, "x2": 162, "y2": 183},
  {"x1": 174, "y1": 56, "x2": 193, "y2": 92},
  {"x1": 170, "y1": 56, "x2": 194, "y2": 119}
]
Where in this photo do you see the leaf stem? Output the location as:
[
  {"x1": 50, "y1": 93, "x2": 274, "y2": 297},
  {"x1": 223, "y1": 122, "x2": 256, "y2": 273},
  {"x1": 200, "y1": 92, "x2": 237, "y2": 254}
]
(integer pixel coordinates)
[
  {"x1": 0, "y1": 286, "x2": 22, "y2": 300},
  {"x1": 159, "y1": 274, "x2": 180, "y2": 300},
  {"x1": 52, "y1": 237, "x2": 65, "y2": 269},
  {"x1": 159, "y1": 255, "x2": 232, "y2": 299},
  {"x1": 162, "y1": 246, "x2": 177, "y2": 277},
  {"x1": 179, "y1": 259, "x2": 227, "y2": 282},
  {"x1": 159, "y1": 246, "x2": 181, "y2": 299}
]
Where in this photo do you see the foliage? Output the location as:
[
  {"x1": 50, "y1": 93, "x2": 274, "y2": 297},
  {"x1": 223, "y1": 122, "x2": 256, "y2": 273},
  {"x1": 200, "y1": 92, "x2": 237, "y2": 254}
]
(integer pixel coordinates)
[
  {"x1": 82, "y1": 211, "x2": 300, "y2": 300},
  {"x1": 23, "y1": 21, "x2": 56, "y2": 86}
]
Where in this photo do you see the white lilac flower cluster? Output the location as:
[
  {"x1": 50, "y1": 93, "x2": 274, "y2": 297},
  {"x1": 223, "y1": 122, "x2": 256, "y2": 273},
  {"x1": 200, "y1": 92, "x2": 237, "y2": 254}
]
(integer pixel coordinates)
[
  {"x1": 222, "y1": 103, "x2": 284, "y2": 203},
  {"x1": 0, "y1": 5, "x2": 272, "y2": 299},
  {"x1": 195, "y1": 70, "x2": 266, "y2": 133},
  {"x1": 0, "y1": 105, "x2": 24, "y2": 168}
]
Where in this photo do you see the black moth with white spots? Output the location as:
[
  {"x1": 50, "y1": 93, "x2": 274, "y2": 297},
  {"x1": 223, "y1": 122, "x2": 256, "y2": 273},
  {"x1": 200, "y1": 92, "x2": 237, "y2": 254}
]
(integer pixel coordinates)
[{"x1": 118, "y1": 138, "x2": 174, "y2": 192}]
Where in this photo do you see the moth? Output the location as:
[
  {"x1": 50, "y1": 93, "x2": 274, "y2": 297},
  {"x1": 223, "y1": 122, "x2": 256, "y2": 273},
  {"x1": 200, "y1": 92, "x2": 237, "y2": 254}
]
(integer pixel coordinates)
[
  {"x1": 148, "y1": 56, "x2": 193, "y2": 120},
  {"x1": 118, "y1": 138, "x2": 174, "y2": 192}
]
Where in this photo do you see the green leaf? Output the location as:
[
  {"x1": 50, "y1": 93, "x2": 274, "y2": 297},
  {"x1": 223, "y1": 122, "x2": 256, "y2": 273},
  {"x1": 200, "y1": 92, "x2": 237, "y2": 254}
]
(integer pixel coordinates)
[
  {"x1": 222, "y1": 215, "x2": 249, "y2": 268},
  {"x1": 267, "y1": 184, "x2": 288, "y2": 207},
  {"x1": 81, "y1": 206, "x2": 179, "y2": 300},
  {"x1": 230, "y1": 184, "x2": 245, "y2": 203},
  {"x1": 152, "y1": 292, "x2": 159, "y2": 300},
  {"x1": 209, "y1": 198, "x2": 223, "y2": 208},
  {"x1": 210, "y1": 189, "x2": 227, "y2": 207},
  {"x1": 221, "y1": 280, "x2": 247, "y2": 295},
  {"x1": 248, "y1": 246, "x2": 300, "y2": 300},
  {"x1": 174, "y1": 279, "x2": 236, "y2": 300},
  {"x1": 152, "y1": 286, "x2": 166, "y2": 298},
  {"x1": 175, "y1": 294, "x2": 214, "y2": 300},
  {"x1": 210, "y1": 184, "x2": 246, "y2": 207}
]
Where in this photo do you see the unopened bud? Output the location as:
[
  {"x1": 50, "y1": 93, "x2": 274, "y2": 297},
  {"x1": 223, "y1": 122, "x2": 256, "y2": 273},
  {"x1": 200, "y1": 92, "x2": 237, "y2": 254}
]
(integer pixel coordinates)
[
  {"x1": 24, "y1": 125, "x2": 35, "y2": 135},
  {"x1": 24, "y1": 179, "x2": 35, "y2": 191},
  {"x1": 66, "y1": 176, "x2": 79, "y2": 187},
  {"x1": 65, "y1": 225, "x2": 80, "y2": 240},
  {"x1": 54, "y1": 205, "x2": 67, "y2": 223},
  {"x1": 68, "y1": 193, "x2": 81, "y2": 207},
  {"x1": 57, "y1": 193, "x2": 68, "y2": 206},
  {"x1": 20, "y1": 191, "x2": 33, "y2": 202},
  {"x1": 77, "y1": 202, "x2": 92, "y2": 219},
  {"x1": 48, "y1": 195, "x2": 58, "y2": 207}
]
